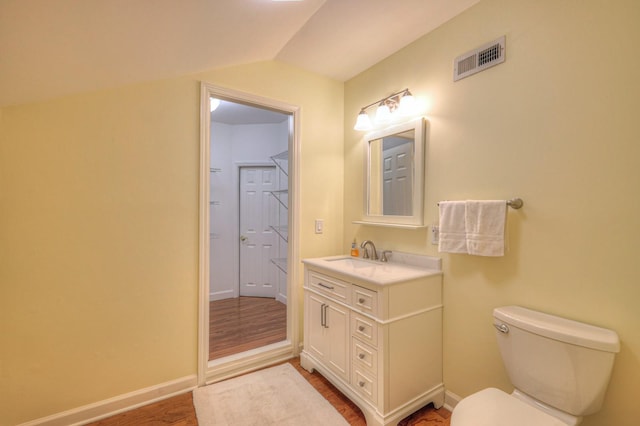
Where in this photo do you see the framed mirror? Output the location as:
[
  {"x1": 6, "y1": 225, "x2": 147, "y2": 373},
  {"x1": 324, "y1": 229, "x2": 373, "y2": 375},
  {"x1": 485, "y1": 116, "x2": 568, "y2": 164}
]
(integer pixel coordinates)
[{"x1": 355, "y1": 117, "x2": 426, "y2": 228}]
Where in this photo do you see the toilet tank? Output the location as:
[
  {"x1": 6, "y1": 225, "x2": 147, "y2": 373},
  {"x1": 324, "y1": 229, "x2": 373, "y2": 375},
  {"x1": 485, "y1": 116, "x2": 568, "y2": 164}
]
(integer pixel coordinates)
[{"x1": 493, "y1": 306, "x2": 619, "y2": 416}]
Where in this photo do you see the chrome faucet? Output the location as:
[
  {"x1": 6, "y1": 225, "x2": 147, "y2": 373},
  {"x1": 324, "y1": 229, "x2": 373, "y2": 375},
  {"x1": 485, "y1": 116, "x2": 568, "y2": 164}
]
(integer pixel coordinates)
[{"x1": 360, "y1": 240, "x2": 378, "y2": 261}]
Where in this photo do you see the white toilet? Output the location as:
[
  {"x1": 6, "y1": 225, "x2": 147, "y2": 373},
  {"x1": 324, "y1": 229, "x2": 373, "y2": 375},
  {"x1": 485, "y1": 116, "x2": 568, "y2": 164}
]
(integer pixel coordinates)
[{"x1": 451, "y1": 305, "x2": 620, "y2": 426}]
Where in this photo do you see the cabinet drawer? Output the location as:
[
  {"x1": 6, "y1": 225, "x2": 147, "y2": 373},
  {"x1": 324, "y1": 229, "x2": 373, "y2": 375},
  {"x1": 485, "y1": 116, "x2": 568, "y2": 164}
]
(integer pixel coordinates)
[
  {"x1": 352, "y1": 338, "x2": 378, "y2": 376},
  {"x1": 351, "y1": 312, "x2": 378, "y2": 346},
  {"x1": 352, "y1": 285, "x2": 377, "y2": 315},
  {"x1": 352, "y1": 367, "x2": 377, "y2": 405},
  {"x1": 308, "y1": 271, "x2": 350, "y2": 304}
]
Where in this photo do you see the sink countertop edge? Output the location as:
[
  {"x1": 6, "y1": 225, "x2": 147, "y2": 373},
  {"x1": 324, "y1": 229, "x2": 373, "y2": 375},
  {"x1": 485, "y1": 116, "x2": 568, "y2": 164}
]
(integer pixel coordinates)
[{"x1": 302, "y1": 255, "x2": 442, "y2": 286}]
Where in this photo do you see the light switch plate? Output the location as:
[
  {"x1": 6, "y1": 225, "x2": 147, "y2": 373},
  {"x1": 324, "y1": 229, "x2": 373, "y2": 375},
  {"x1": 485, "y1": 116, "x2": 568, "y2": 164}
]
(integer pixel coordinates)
[
  {"x1": 431, "y1": 225, "x2": 439, "y2": 245},
  {"x1": 315, "y1": 219, "x2": 324, "y2": 234}
]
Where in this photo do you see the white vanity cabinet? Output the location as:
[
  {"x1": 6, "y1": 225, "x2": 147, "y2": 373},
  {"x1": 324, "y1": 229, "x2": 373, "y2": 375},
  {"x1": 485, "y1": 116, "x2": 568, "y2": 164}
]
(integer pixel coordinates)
[
  {"x1": 301, "y1": 256, "x2": 444, "y2": 426},
  {"x1": 305, "y1": 287, "x2": 350, "y2": 381}
]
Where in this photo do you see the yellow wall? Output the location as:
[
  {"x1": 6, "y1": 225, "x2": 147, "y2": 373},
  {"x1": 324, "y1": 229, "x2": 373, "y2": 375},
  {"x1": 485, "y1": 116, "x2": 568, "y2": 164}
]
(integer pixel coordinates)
[
  {"x1": 0, "y1": 61, "x2": 343, "y2": 425},
  {"x1": 344, "y1": 0, "x2": 640, "y2": 424}
]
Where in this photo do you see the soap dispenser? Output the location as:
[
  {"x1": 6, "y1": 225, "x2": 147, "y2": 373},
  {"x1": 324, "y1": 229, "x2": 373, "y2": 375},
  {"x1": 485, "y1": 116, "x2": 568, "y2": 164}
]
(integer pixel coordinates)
[{"x1": 350, "y1": 239, "x2": 359, "y2": 257}]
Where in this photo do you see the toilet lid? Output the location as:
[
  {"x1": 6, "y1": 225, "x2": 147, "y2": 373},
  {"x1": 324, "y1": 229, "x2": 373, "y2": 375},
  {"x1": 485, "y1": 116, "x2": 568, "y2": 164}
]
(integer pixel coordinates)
[{"x1": 451, "y1": 388, "x2": 568, "y2": 426}]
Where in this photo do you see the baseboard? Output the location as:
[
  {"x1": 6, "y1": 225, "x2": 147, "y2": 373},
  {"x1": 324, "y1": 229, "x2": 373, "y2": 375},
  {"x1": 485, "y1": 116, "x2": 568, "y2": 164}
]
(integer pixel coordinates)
[
  {"x1": 209, "y1": 289, "x2": 234, "y2": 301},
  {"x1": 17, "y1": 375, "x2": 198, "y2": 426},
  {"x1": 444, "y1": 389, "x2": 462, "y2": 412}
]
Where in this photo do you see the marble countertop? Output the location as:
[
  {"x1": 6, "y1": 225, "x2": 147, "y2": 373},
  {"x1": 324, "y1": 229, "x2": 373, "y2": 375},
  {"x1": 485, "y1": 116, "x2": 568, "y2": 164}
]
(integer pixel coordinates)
[{"x1": 302, "y1": 254, "x2": 442, "y2": 286}]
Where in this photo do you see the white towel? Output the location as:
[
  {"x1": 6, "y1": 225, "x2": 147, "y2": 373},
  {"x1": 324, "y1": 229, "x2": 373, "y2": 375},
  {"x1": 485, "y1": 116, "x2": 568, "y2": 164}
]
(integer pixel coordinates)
[
  {"x1": 465, "y1": 200, "x2": 507, "y2": 256},
  {"x1": 438, "y1": 201, "x2": 468, "y2": 254}
]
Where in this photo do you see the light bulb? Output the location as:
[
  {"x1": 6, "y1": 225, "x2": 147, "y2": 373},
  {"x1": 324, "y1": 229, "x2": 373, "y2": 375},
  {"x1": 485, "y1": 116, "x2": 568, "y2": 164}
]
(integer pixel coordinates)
[
  {"x1": 398, "y1": 91, "x2": 415, "y2": 115},
  {"x1": 210, "y1": 98, "x2": 220, "y2": 112},
  {"x1": 354, "y1": 110, "x2": 373, "y2": 131},
  {"x1": 375, "y1": 102, "x2": 391, "y2": 123}
]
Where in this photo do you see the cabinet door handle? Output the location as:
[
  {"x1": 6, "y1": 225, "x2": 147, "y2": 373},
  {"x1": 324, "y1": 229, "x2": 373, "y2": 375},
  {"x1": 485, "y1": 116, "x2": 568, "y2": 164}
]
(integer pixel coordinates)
[
  {"x1": 358, "y1": 325, "x2": 365, "y2": 332},
  {"x1": 358, "y1": 381, "x2": 365, "y2": 387},
  {"x1": 358, "y1": 297, "x2": 365, "y2": 304},
  {"x1": 358, "y1": 353, "x2": 365, "y2": 359},
  {"x1": 320, "y1": 304, "x2": 329, "y2": 328},
  {"x1": 317, "y1": 282, "x2": 334, "y2": 290},
  {"x1": 323, "y1": 304, "x2": 329, "y2": 328}
]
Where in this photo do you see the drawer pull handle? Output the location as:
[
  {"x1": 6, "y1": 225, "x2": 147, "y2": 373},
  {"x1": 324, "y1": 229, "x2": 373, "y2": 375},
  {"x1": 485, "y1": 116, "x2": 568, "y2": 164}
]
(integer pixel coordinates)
[
  {"x1": 358, "y1": 297, "x2": 365, "y2": 304},
  {"x1": 317, "y1": 282, "x2": 334, "y2": 290},
  {"x1": 358, "y1": 381, "x2": 365, "y2": 387},
  {"x1": 358, "y1": 353, "x2": 365, "y2": 359},
  {"x1": 358, "y1": 325, "x2": 365, "y2": 332}
]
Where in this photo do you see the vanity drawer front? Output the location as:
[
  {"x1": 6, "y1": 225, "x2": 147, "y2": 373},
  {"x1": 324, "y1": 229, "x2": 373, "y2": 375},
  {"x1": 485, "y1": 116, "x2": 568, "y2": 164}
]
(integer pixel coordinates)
[
  {"x1": 352, "y1": 285, "x2": 377, "y2": 315},
  {"x1": 352, "y1": 367, "x2": 377, "y2": 405},
  {"x1": 308, "y1": 271, "x2": 350, "y2": 304},
  {"x1": 352, "y1": 338, "x2": 378, "y2": 376},
  {"x1": 351, "y1": 312, "x2": 378, "y2": 346}
]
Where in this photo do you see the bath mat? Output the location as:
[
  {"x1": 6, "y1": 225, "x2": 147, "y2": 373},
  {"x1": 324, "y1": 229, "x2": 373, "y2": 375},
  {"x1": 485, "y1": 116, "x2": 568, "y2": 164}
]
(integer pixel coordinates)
[{"x1": 193, "y1": 363, "x2": 349, "y2": 426}]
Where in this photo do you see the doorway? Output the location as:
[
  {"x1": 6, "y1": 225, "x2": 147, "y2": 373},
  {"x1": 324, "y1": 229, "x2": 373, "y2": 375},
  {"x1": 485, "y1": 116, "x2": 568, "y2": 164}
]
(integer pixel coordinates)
[{"x1": 199, "y1": 83, "x2": 300, "y2": 385}]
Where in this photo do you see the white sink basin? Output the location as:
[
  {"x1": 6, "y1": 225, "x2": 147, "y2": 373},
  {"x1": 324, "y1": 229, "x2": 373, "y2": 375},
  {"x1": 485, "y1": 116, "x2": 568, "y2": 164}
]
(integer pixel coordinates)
[
  {"x1": 304, "y1": 254, "x2": 441, "y2": 285},
  {"x1": 325, "y1": 257, "x2": 378, "y2": 268}
]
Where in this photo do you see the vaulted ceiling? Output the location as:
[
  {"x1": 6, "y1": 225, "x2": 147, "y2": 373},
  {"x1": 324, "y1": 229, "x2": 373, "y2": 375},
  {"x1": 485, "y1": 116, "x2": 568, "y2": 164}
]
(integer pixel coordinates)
[{"x1": 0, "y1": 0, "x2": 480, "y2": 107}]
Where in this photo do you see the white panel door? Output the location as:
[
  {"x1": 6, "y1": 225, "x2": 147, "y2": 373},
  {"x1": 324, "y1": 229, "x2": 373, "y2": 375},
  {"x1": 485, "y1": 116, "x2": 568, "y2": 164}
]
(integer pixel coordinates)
[
  {"x1": 239, "y1": 166, "x2": 277, "y2": 297},
  {"x1": 382, "y1": 141, "x2": 413, "y2": 216}
]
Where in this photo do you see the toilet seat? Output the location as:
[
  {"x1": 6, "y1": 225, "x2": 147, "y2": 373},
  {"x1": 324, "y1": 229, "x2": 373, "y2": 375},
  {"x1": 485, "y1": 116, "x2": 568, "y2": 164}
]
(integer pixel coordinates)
[{"x1": 451, "y1": 388, "x2": 568, "y2": 426}]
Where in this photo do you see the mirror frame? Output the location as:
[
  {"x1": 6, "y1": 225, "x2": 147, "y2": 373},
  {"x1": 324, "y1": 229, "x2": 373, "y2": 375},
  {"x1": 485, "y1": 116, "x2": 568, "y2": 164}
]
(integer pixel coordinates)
[{"x1": 356, "y1": 117, "x2": 426, "y2": 228}]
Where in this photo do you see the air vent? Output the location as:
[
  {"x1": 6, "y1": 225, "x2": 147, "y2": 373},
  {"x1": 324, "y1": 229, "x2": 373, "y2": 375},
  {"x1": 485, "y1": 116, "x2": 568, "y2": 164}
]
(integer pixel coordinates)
[{"x1": 454, "y1": 36, "x2": 506, "y2": 82}]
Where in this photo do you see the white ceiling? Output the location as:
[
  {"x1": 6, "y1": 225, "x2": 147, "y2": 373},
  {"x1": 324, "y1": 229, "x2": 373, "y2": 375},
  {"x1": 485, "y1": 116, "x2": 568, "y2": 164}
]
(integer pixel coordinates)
[{"x1": 0, "y1": 0, "x2": 480, "y2": 108}]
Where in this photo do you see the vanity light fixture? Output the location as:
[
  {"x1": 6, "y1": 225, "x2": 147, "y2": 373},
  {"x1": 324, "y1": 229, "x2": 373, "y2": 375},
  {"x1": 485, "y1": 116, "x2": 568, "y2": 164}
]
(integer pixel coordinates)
[
  {"x1": 353, "y1": 88, "x2": 415, "y2": 131},
  {"x1": 210, "y1": 98, "x2": 220, "y2": 112}
]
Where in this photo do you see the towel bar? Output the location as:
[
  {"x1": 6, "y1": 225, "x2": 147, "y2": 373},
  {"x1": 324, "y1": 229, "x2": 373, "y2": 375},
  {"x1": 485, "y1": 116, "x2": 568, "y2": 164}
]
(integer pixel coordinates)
[
  {"x1": 437, "y1": 198, "x2": 524, "y2": 209},
  {"x1": 506, "y1": 198, "x2": 523, "y2": 209}
]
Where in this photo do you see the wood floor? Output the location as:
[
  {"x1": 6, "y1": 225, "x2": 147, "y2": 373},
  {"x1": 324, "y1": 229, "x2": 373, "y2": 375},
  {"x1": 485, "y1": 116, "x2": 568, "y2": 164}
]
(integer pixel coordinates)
[
  {"x1": 86, "y1": 392, "x2": 197, "y2": 426},
  {"x1": 87, "y1": 358, "x2": 451, "y2": 426},
  {"x1": 209, "y1": 296, "x2": 287, "y2": 360}
]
